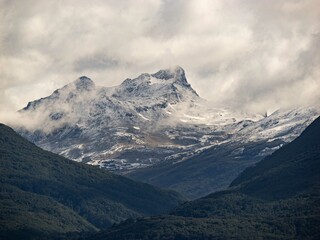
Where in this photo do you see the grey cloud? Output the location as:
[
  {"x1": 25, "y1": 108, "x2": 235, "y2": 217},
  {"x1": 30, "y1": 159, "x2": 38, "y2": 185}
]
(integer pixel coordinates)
[
  {"x1": 146, "y1": 0, "x2": 188, "y2": 40},
  {"x1": 74, "y1": 54, "x2": 119, "y2": 71},
  {"x1": 0, "y1": 0, "x2": 319, "y2": 121}
]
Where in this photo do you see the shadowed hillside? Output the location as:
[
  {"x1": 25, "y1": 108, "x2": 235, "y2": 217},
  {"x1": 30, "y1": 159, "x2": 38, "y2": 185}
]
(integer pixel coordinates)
[{"x1": 0, "y1": 124, "x2": 184, "y2": 240}]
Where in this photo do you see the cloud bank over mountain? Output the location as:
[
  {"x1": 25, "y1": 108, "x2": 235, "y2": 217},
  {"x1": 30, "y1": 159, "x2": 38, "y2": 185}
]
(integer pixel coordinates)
[{"x1": 1, "y1": 0, "x2": 319, "y2": 119}]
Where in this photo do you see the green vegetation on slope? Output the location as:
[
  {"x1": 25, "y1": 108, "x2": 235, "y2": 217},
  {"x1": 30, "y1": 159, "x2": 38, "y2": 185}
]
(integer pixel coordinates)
[
  {"x1": 91, "y1": 192, "x2": 320, "y2": 240},
  {"x1": 0, "y1": 184, "x2": 96, "y2": 240},
  {"x1": 0, "y1": 124, "x2": 184, "y2": 239}
]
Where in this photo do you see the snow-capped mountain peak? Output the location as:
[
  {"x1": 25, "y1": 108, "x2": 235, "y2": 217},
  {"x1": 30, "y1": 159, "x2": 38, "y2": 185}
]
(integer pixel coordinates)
[
  {"x1": 114, "y1": 66, "x2": 198, "y2": 104},
  {"x1": 151, "y1": 65, "x2": 187, "y2": 83},
  {"x1": 22, "y1": 76, "x2": 95, "y2": 112},
  {"x1": 55, "y1": 75, "x2": 95, "y2": 95},
  {"x1": 19, "y1": 67, "x2": 201, "y2": 133},
  {"x1": 16, "y1": 66, "x2": 320, "y2": 179}
]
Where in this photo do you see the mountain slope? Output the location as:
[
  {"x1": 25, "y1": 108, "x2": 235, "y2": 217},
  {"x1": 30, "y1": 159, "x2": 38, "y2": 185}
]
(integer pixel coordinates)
[
  {"x1": 128, "y1": 107, "x2": 320, "y2": 198},
  {"x1": 17, "y1": 66, "x2": 209, "y2": 170},
  {"x1": 89, "y1": 116, "x2": 320, "y2": 239},
  {"x1": 229, "y1": 114, "x2": 320, "y2": 199},
  {"x1": 15, "y1": 67, "x2": 320, "y2": 198},
  {"x1": 0, "y1": 123, "x2": 184, "y2": 239}
]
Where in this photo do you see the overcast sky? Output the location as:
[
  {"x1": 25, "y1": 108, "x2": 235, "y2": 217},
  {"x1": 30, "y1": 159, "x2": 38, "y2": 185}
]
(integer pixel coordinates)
[{"x1": 1, "y1": 0, "x2": 319, "y2": 117}]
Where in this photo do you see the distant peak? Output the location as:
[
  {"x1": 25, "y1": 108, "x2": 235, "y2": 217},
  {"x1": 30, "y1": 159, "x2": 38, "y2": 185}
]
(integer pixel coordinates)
[
  {"x1": 117, "y1": 66, "x2": 198, "y2": 98},
  {"x1": 74, "y1": 76, "x2": 95, "y2": 91},
  {"x1": 171, "y1": 65, "x2": 185, "y2": 74},
  {"x1": 151, "y1": 66, "x2": 185, "y2": 80},
  {"x1": 79, "y1": 76, "x2": 91, "y2": 80}
]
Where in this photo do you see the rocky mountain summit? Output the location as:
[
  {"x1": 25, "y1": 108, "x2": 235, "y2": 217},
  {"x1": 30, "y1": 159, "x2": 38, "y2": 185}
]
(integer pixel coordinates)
[{"x1": 16, "y1": 66, "x2": 320, "y2": 197}]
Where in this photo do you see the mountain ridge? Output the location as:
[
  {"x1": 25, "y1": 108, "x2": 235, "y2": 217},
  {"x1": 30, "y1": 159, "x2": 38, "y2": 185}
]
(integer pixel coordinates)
[
  {"x1": 14, "y1": 66, "x2": 320, "y2": 198},
  {"x1": 228, "y1": 115, "x2": 320, "y2": 199},
  {"x1": 87, "y1": 116, "x2": 320, "y2": 240}
]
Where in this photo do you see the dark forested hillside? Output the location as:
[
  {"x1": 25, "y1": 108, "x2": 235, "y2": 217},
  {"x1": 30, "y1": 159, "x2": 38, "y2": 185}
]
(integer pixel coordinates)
[
  {"x1": 89, "y1": 117, "x2": 320, "y2": 240},
  {"x1": 0, "y1": 124, "x2": 184, "y2": 240}
]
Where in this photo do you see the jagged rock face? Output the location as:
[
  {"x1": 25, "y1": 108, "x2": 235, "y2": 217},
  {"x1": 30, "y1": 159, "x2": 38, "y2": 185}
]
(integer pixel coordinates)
[
  {"x1": 17, "y1": 66, "x2": 207, "y2": 170},
  {"x1": 16, "y1": 66, "x2": 320, "y2": 197},
  {"x1": 115, "y1": 66, "x2": 198, "y2": 102},
  {"x1": 20, "y1": 66, "x2": 199, "y2": 132},
  {"x1": 75, "y1": 76, "x2": 95, "y2": 90}
]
